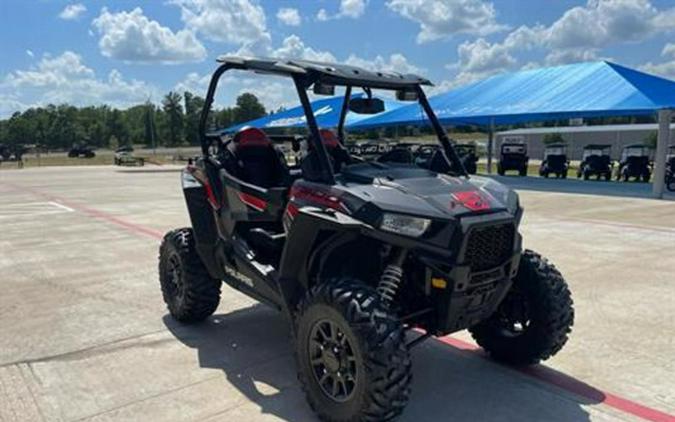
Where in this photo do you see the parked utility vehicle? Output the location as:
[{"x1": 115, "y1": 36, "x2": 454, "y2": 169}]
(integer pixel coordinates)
[
  {"x1": 158, "y1": 57, "x2": 574, "y2": 421},
  {"x1": 497, "y1": 142, "x2": 529, "y2": 176},
  {"x1": 455, "y1": 143, "x2": 479, "y2": 174},
  {"x1": 539, "y1": 143, "x2": 569, "y2": 178},
  {"x1": 577, "y1": 144, "x2": 612, "y2": 180},
  {"x1": 616, "y1": 144, "x2": 653, "y2": 182},
  {"x1": 666, "y1": 145, "x2": 675, "y2": 192},
  {"x1": 68, "y1": 143, "x2": 95, "y2": 158}
]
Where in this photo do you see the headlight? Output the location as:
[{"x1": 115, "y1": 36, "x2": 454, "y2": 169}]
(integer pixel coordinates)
[{"x1": 380, "y1": 213, "x2": 431, "y2": 237}]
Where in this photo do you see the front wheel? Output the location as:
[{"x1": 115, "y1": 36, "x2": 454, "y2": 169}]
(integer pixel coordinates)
[
  {"x1": 158, "y1": 228, "x2": 221, "y2": 323},
  {"x1": 295, "y1": 279, "x2": 411, "y2": 421},
  {"x1": 469, "y1": 250, "x2": 574, "y2": 365},
  {"x1": 667, "y1": 175, "x2": 675, "y2": 192}
]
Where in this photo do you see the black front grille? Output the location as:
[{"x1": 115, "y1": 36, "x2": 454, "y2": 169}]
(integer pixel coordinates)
[{"x1": 463, "y1": 223, "x2": 514, "y2": 272}]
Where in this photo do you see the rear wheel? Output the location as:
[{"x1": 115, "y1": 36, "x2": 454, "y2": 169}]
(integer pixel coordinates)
[
  {"x1": 469, "y1": 250, "x2": 574, "y2": 365},
  {"x1": 583, "y1": 170, "x2": 590, "y2": 180},
  {"x1": 519, "y1": 166, "x2": 527, "y2": 177},
  {"x1": 497, "y1": 164, "x2": 505, "y2": 176},
  {"x1": 158, "y1": 228, "x2": 221, "y2": 323},
  {"x1": 295, "y1": 279, "x2": 411, "y2": 421}
]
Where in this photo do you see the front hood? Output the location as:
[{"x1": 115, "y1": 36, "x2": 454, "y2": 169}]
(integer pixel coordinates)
[{"x1": 337, "y1": 163, "x2": 516, "y2": 219}]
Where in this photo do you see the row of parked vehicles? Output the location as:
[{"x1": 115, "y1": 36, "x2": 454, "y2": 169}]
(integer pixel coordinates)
[
  {"x1": 347, "y1": 142, "x2": 479, "y2": 174},
  {"x1": 497, "y1": 141, "x2": 674, "y2": 188},
  {"x1": 347, "y1": 140, "x2": 674, "y2": 191}
]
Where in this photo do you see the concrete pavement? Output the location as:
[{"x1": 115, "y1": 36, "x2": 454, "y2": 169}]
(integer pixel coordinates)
[{"x1": 0, "y1": 166, "x2": 673, "y2": 422}]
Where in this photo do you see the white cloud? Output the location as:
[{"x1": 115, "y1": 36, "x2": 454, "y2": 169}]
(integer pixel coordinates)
[
  {"x1": 59, "y1": 3, "x2": 86, "y2": 20},
  {"x1": 277, "y1": 8, "x2": 301, "y2": 26},
  {"x1": 640, "y1": 42, "x2": 675, "y2": 80},
  {"x1": 339, "y1": 0, "x2": 367, "y2": 18},
  {"x1": 0, "y1": 51, "x2": 157, "y2": 116},
  {"x1": 386, "y1": 0, "x2": 507, "y2": 43},
  {"x1": 316, "y1": 8, "x2": 329, "y2": 21},
  {"x1": 662, "y1": 43, "x2": 675, "y2": 59},
  {"x1": 172, "y1": 0, "x2": 271, "y2": 47},
  {"x1": 346, "y1": 53, "x2": 423, "y2": 74},
  {"x1": 26, "y1": 50, "x2": 34, "y2": 58},
  {"x1": 92, "y1": 7, "x2": 206, "y2": 64},
  {"x1": 315, "y1": 0, "x2": 367, "y2": 21},
  {"x1": 445, "y1": 0, "x2": 675, "y2": 87},
  {"x1": 272, "y1": 35, "x2": 336, "y2": 62},
  {"x1": 174, "y1": 72, "x2": 212, "y2": 94}
]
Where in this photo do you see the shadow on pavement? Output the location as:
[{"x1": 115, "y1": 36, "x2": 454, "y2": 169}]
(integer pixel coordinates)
[
  {"x1": 165, "y1": 305, "x2": 596, "y2": 421},
  {"x1": 489, "y1": 174, "x2": 675, "y2": 201}
]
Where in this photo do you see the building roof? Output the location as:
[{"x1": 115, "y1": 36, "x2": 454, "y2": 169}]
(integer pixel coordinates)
[
  {"x1": 497, "y1": 123, "x2": 675, "y2": 136},
  {"x1": 215, "y1": 56, "x2": 431, "y2": 89},
  {"x1": 350, "y1": 61, "x2": 675, "y2": 128}
]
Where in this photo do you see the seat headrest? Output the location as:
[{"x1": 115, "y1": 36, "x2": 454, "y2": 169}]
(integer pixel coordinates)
[
  {"x1": 319, "y1": 129, "x2": 339, "y2": 148},
  {"x1": 234, "y1": 127, "x2": 272, "y2": 148}
]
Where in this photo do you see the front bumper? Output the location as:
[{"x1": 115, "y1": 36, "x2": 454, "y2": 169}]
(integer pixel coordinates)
[{"x1": 419, "y1": 212, "x2": 522, "y2": 335}]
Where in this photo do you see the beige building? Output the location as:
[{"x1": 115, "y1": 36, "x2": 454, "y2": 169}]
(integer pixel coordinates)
[{"x1": 495, "y1": 123, "x2": 675, "y2": 160}]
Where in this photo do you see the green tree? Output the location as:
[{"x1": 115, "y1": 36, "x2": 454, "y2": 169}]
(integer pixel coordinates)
[
  {"x1": 543, "y1": 132, "x2": 565, "y2": 145},
  {"x1": 162, "y1": 91, "x2": 184, "y2": 146},
  {"x1": 233, "y1": 93, "x2": 266, "y2": 124},
  {"x1": 644, "y1": 131, "x2": 657, "y2": 148},
  {"x1": 143, "y1": 102, "x2": 158, "y2": 148},
  {"x1": 184, "y1": 91, "x2": 204, "y2": 145}
]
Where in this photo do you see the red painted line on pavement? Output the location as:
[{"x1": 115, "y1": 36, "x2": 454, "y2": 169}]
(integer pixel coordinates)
[
  {"x1": 435, "y1": 336, "x2": 675, "y2": 422},
  {"x1": 6, "y1": 184, "x2": 164, "y2": 240}
]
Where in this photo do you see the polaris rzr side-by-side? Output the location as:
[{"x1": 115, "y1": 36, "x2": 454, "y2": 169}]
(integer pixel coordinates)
[
  {"x1": 539, "y1": 143, "x2": 569, "y2": 178},
  {"x1": 577, "y1": 144, "x2": 613, "y2": 181},
  {"x1": 616, "y1": 144, "x2": 653, "y2": 182},
  {"x1": 497, "y1": 141, "x2": 529, "y2": 176},
  {"x1": 158, "y1": 57, "x2": 574, "y2": 421}
]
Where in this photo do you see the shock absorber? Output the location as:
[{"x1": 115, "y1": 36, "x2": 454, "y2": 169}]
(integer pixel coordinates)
[{"x1": 377, "y1": 248, "x2": 407, "y2": 308}]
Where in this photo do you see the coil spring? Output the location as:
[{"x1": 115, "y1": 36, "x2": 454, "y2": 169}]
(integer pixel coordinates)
[{"x1": 377, "y1": 264, "x2": 403, "y2": 308}]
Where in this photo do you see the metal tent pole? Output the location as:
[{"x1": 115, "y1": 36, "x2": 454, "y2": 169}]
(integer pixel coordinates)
[
  {"x1": 487, "y1": 118, "x2": 495, "y2": 174},
  {"x1": 653, "y1": 109, "x2": 672, "y2": 198}
]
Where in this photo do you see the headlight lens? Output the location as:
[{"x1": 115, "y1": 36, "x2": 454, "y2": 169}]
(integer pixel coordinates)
[{"x1": 380, "y1": 213, "x2": 431, "y2": 237}]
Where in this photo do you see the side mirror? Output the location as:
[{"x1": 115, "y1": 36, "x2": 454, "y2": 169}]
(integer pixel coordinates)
[
  {"x1": 396, "y1": 89, "x2": 419, "y2": 101},
  {"x1": 349, "y1": 98, "x2": 385, "y2": 114},
  {"x1": 313, "y1": 83, "x2": 335, "y2": 96}
]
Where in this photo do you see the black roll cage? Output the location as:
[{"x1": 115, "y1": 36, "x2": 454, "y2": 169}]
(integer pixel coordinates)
[{"x1": 198, "y1": 57, "x2": 468, "y2": 185}]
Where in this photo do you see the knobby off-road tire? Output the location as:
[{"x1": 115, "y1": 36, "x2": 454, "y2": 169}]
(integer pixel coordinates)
[
  {"x1": 469, "y1": 250, "x2": 574, "y2": 365},
  {"x1": 158, "y1": 228, "x2": 221, "y2": 323},
  {"x1": 295, "y1": 279, "x2": 411, "y2": 422}
]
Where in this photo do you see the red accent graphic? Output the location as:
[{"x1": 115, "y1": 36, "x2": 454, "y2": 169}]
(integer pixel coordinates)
[
  {"x1": 203, "y1": 181, "x2": 218, "y2": 209},
  {"x1": 285, "y1": 202, "x2": 300, "y2": 219},
  {"x1": 237, "y1": 192, "x2": 267, "y2": 212},
  {"x1": 319, "y1": 129, "x2": 340, "y2": 148},
  {"x1": 452, "y1": 191, "x2": 491, "y2": 211},
  {"x1": 290, "y1": 185, "x2": 347, "y2": 213}
]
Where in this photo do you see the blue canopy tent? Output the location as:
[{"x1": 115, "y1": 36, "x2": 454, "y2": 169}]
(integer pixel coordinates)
[
  {"x1": 222, "y1": 94, "x2": 406, "y2": 134},
  {"x1": 350, "y1": 61, "x2": 675, "y2": 198}
]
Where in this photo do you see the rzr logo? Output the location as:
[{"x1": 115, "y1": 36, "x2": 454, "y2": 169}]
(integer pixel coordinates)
[{"x1": 452, "y1": 191, "x2": 491, "y2": 211}]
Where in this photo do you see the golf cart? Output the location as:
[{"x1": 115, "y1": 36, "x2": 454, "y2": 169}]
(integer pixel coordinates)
[
  {"x1": 666, "y1": 145, "x2": 675, "y2": 192},
  {"x1": 68, "y1": 143, "x2": 96, "y2": 158},
  {"x1": 497, "y1": 142, "x2": 529, "y2": 176},
  {"x1": 539, "y1": 143, "x2": 569, "y2": 178},
  {"x1": 159, "y1": 57, "x2": 573, "y2": 421},
  {"x1": 616, "y1": 144, "x2": 653, "y2": 182},
  {"x1": 455, "y1": 143, "x2": 479, "y2": 174},
  {"x1": 577, "y1": 144, "x2": 613, "y2": 181}
]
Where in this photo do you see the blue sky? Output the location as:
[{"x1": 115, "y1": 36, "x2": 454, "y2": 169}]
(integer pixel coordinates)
[{"x1": 1, "y1": 0, "x2": 675, "y2": 118}]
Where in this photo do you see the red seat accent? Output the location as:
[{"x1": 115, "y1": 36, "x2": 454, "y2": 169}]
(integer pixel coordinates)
[
  {"x1": 319, "y1": 129, "x2": 339, "y2": 148},
  {"x1": 234, "y1": 127, "x2": 272, "y2": 148}
]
